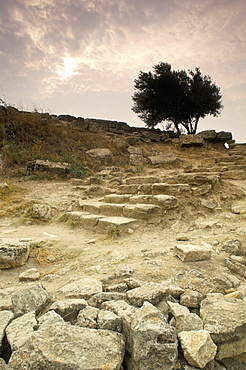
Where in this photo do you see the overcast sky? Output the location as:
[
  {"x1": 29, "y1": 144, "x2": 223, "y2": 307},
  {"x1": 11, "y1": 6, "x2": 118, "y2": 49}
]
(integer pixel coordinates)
[{"x1": 1, "y1": 0, "x2": 246, "y2": 142}]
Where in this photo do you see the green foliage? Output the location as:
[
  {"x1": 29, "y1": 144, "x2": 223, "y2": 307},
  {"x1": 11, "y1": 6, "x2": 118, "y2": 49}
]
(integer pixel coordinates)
[{"x1": 132, "y1": 62, "x2": 223, "y2": 134}]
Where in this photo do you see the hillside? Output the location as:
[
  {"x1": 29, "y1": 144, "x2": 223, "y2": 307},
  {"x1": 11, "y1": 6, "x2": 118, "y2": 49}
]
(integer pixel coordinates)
[{"x1": 1, "y1": 107, "x2": 246, "y2": 368}]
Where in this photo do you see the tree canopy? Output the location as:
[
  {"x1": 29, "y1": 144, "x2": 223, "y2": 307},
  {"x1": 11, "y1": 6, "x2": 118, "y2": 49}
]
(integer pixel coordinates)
[{"x1": 132, "y1": 62, "x2": 223, "y2": 134}]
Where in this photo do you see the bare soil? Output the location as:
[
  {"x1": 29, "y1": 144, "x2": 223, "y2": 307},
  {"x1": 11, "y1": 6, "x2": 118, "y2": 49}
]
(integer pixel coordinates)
[{"x1": 1, "y1": 159, "x2": 246, "y2": 300}]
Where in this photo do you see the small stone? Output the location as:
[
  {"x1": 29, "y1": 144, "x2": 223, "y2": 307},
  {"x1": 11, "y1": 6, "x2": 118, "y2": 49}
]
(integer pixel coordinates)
[
  {"x1": 174, "y1": 244, "x2": 212, "y2": 262},
  {"x1": 19, "y1": 268, "x2": 40, "y2": 281}
]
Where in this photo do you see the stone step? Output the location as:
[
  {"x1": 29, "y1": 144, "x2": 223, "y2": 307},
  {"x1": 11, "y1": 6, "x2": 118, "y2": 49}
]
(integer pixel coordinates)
[
  {"x1": 117, "y1": 183, "x2": 191, "y2": 196},
  {"x1": 103, "y1": 194, "x2": 178, "y2": 209},
  {"x1": 64, "y1": 211, "x2": 137, "y2": 233},
  {"x1": 79, "y1": 201, "x2": 164, "y2": 220}
]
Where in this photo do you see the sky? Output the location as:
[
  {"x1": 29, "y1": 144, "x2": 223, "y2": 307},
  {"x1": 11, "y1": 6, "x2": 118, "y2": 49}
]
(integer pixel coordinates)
[{"x1": 0, "y1": 0, "x2": 246, "y2": 142}]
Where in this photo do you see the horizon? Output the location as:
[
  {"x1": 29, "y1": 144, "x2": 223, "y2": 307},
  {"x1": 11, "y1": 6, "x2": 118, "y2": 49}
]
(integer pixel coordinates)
[{"x1": 1, "y1": 0, "x2": 246, "y2": 143}]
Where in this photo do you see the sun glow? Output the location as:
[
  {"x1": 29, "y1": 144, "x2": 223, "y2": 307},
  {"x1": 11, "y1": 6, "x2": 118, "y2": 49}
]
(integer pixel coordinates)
[{"x1": 57, "y1": 57, "x2": 77, "y2": 79}]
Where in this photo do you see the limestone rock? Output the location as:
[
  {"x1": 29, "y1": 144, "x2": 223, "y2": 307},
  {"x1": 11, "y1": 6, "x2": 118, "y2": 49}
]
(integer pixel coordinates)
[
  {"x1": 198, "y1": 130, "x2": 217, "y2": 141},
  {"x1": 0, "y1": 358, "x2": 8, "y2": 370},
  {"x1": 148, "y1": 153, "x2": 177, "y2": 165},
  {"x1": 167, "y1": 301, "x2": 190, "y2": 317},
  {"x1": 86, "y1": 148, "x2": 113, "y2": 165},
  {"x1": 153, "y1": 194, "x2": 178, "y2": 209},
  {"x1": 88, "y1": 292, "x2": 125, "y2": 308},
  {"x1": 76, "y1": 306, "x2": 99, "y2": 328},
  {"x1": 49, "y1": 299, "x2": 88, "y2": 321},
  {"x1": 175, "y1": 313, "x2": 203, "y2": 333},
  {"x1": 0, "y1": 240, "x2": 30, "y2": 269},
  {"x1": 129, "y1": 302, "x2": 178, "y2": 370},
  {"x1": 11, "y1": 283, "x2": 51, "y2": 317},
  {"x1": 6, "y1": 312, "x2": 37, "y2": 351},
  {"x1": 180, "y1": 135, "x2": 205, "y2": 147},
  {"x1": 102, "y1": 300, "x2": 138, "y2": 351},
  {"x1": 0, "y1": 311, "x2": 14, "y2": 352},
  {"x1": 97, "y1": 309, "x2": 122, "y2": 332},
  {"x1": 19, "y1": 268, "x2": 40, "y2": 281},
  {"x1": 200, "y1": 293, "x2": 246, "y2": 359},
  {"x1": 180, "y1": 290, "x2": 204, "y2": 308},
  {"x1": 32, "y1": 204, "x2": 57, "y2": 219},
  {"x1": 174, "y1": 244, "x2": 212, "y2": 262},
  {"x1": 216, "y1": 131, "x2": 233, "y2": 143},
  {"x1": 178, "y1": 330, "x2": 217, "y2": 368},
  {"x1": 59, "y1": 278, "x2": 103, "y2": 299},
  {"x1": 222, "y1": 238, "x2": 243, "y2": 255},
  {"x1": 28, "y1": 159, "x2": 70, "y2": 176},
  {"x1": 126, "y1": 282, "x2": 170, "y2": 307},
  {"x1": 9, "y1": 321, "x2": 125, "y2": 370}
]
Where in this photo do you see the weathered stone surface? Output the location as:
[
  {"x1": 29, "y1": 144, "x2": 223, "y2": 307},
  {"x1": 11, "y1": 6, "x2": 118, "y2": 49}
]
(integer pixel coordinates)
[
  {"x1": 0, "y1": 240, "x2": 30, "y2": 269},
  {"x1": 167, "y1": 301, "x2": 190, "y2": 317},
  {"x1": 148, "y1": 153, "x2": 177, "y2": 165},
  {"x1": 97, "y1": 216, "x2": 136, "y2": 233},
  {"x1": 222, "y1": 238, "x2": 243, "y2": 255},
  {"x1": 152, "y1": 183, "x2": 191, "y2": 195},
  {"x1": 102, "y1": 300, "x2": 138, "y2": 351},
  {"x1": 198, "y1": 130, "x2": 217, "y2": 141},
  {"x1": 86, "y1": 148, "x2": 113, "y2": 165},
  {"x1": 0, "y1": 311, "x2": 14, "y2": 352},
  {"x1": 49, "y1": 299, "x2": 88, "y2": 321},
  {"x1": 174, "y1": 244, "x2": 212, "y2": 262},
  {"x1": 97, "y1": 309, "x2": 122, "y2": 332},
  {"x1": 175, "y1": 313, "x2": 203, "y2": 333},
  {"x1": 103, "y1": 194, "x2": 130, "y2": 203},
  {"x1": 19, "y1": 268, "x2": 40, "y2": 281},
  {"x1": 76, "y1": 306, "x2": 99, "y2": 328},
  {"x1": 153, "y1": 194, "x2": 178, "y2": 209},
  {"x1": 59, "y1": 278, "x2": 103, "y2": 299},
  {"x1": 9, "y1": 321, "x2": 125, "y2": 370},
  {"x1": 88, "y1": 292, "x2": 125, "y2": 308},
  {"x1": 200, "y1": 293, "x2": 246, "y2": 359},
  {"x1": 126, "y1": 282, "x2": 170, "y2": 307},
  {"x1": 12, "y1": 283, "x2": 51, "y2": 317},
  {"x1": 220, "y1": 358, "x2": 246, "y2": 369},
  {"x1": 122, "y1": 204, "x2": 161, "y2": 220},
  {"x1": 33, "y1": 203, "x2": 57, "y2": 219},
  {"x1": 28, "y1": 159, "x2": 70, "y2": 176},
  {"x1": 221, "y1": 170, "x2": 246, "y2": 180},
  {"x1": 216, "y1": 131, "x2": 233, "y2": 142},
  {"x1": 0, "y1": 358, "x2": 8, "y2": 370},
  {"x1": 178, "y1": 330, "x2": 217, "y2": 368},
  {"x1": 180, "y1": 290, "x2": 204, "y2": 308},
  {"x1": 6, "y1": 312, "x2": 37, "y2": 351},
  {"x1": 37, "y1": 310, "x2": 64, "y2": 327},
  {"x1": 129, "y1": 302, "x2": 178, "y2": 370},
  {"x1": 180, "y1": 135, "x2": 205, "y2": 147}
]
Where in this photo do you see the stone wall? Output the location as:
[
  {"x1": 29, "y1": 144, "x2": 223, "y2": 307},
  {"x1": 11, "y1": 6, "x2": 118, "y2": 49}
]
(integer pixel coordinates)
[{"x1": 56, "y1": 114, "x2": 233, "y2": 144}]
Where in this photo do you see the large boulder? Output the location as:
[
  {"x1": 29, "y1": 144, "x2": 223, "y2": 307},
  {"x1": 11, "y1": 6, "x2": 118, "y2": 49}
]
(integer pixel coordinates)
[
  {"x1": 200, "y1": 293, "x2": 246, "y2": 360},
  {"x1": 0, "y1": 240, "x2": 30, "y2": 269},
  {"x1": 178, "y1": 330, "x2": 217, "y2": 368},
  {"x1": 128, "y1": 302, "x2": 178, "y2": 370},
  {"x1": 9, "y1": 320, "x2": 125, "y2": 369},
  {"x1": 86, "y1": 148, "x2": 113, "y2": 165}
]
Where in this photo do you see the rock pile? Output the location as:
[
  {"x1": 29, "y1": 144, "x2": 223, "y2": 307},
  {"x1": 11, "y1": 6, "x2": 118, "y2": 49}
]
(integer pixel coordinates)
[{"x1": 1, "y1": 272, "x2": 246, "y2": 369}]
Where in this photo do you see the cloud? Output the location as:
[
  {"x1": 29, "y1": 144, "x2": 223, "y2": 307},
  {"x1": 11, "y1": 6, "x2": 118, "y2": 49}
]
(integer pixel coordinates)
[{"x1": 0, "y1": 0, "x2": 245, "y2": 140}]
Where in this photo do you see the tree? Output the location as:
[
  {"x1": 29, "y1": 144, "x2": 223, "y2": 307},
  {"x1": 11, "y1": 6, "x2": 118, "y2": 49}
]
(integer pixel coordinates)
[{"x1": 132, "y1": 62, "x2": 223, "y2": 135}]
